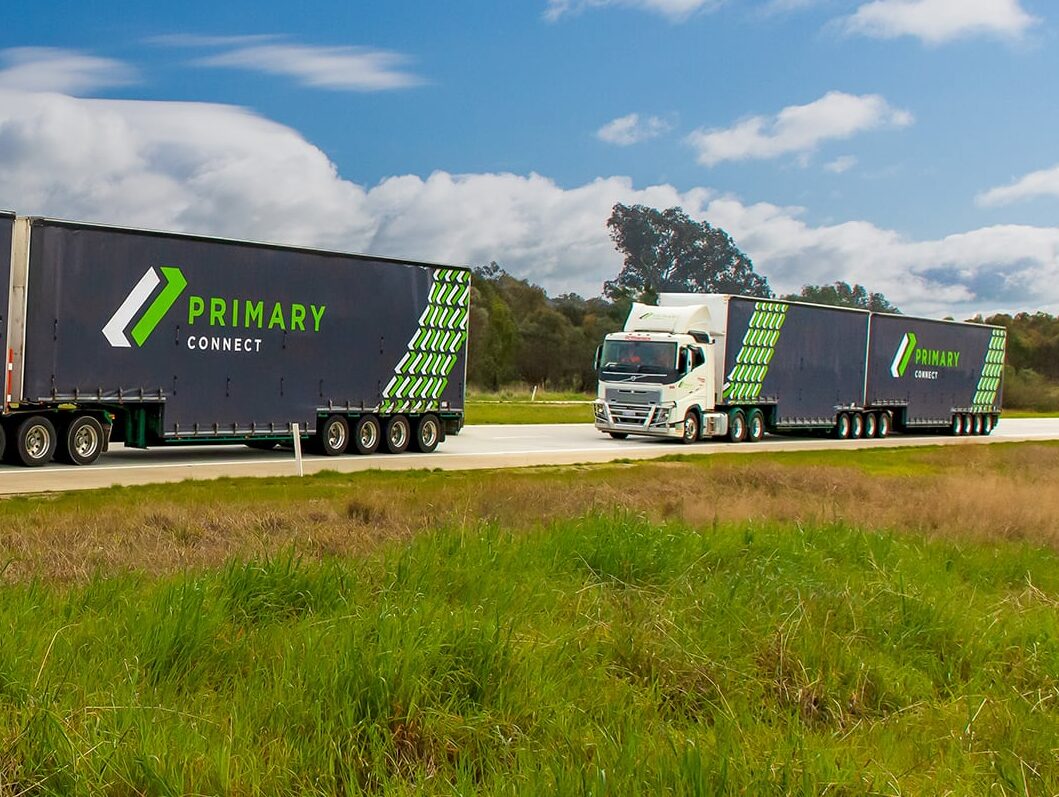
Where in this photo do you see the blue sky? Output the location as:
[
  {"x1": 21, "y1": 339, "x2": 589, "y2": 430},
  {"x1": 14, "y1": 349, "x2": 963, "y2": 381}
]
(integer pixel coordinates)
[{"x1": 1, "y1": 0, "x2": 1057, "y2": 315}]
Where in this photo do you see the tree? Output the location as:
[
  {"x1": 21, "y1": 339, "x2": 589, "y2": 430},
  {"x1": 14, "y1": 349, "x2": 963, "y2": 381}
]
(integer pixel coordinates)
[
  {"x1": 604, "y1": 204, "x2": 771, "y2": 301},
  {"x1": 784, "y1": 282, "x2": 900, "y2": 313}
]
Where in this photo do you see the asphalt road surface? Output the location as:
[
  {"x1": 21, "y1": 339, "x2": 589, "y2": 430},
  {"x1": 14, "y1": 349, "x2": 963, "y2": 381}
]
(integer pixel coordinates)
[{"x1": 1, "y1": 418, "x2": 1057, "y2": 496}]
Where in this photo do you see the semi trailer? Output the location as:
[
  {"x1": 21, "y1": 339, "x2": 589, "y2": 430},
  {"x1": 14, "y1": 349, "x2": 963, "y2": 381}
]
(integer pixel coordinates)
[
  {"x1": 593, "y1": 293, "x2": 1005, "y2": 443},
  {"x1": 0, "y1": 213, "x2": 469, "y2": 466}
]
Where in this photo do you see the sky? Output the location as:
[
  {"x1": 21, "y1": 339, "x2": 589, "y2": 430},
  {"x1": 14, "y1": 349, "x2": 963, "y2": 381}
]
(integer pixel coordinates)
[{"x1": 1, "y1": 0, "x2": 1057, "y2": 317}]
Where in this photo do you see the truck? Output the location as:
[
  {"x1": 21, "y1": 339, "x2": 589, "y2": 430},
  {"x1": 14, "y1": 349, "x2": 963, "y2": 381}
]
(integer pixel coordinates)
[
  {"x1": 1, "y1": 213, "x2": 470, "y2": 466},
  {"x1": 593, "y1": 293, "x2": 1005, "y2": 443}
]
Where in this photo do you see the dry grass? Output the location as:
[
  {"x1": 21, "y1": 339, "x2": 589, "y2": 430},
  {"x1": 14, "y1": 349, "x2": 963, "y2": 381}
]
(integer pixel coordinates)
[{"x1": 1, "y1": 442, "x2": 1058, "y2": 583}]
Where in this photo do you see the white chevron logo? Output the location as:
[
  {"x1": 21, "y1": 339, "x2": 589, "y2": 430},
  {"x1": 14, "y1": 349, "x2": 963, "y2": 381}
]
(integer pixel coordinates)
[{"x1": 101, "y1": 268, "x2": 159, "y2": 348}]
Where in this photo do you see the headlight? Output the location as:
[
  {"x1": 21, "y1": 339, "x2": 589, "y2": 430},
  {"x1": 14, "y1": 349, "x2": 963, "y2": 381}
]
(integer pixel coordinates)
[
  {"x1": 594, "y1": 402, "x2": 607, "y2": 420},
  {"x1": 654, "y1": 407, "x2": 670, "y2": 423}
]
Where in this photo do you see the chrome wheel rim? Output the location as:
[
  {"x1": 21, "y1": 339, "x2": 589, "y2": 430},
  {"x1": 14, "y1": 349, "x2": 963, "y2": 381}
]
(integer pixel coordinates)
[
  {"x1": 73, "y1": 424, "x2": 99, "y2": 457},
  {"x1": 389, "y1": 419, "x2": 408, "y2": 448},
  {"x1": 327, "y1": 421, "x2": 347, "y2": 450},
  {"x1": 359, "y1": 421, "x2": 378, "y2": 449},
  {"x1": 420, "y1": 419, "x2": 439, "y2": 448},
  {"x1": 26, "y1": 425, "x2": 50, "y2": 460}
]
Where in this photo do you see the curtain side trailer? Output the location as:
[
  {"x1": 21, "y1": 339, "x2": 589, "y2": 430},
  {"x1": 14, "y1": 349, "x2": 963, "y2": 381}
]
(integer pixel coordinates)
[
  {"x1": 593, "y1": 293, "x2": 1005, "y2": 443},
  {"x1": 1, "y1": 215, "x2": 469, "y2": 466}
]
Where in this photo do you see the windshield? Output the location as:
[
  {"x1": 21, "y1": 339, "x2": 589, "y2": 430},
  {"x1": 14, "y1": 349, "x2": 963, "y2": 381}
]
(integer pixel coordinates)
[{"x1": 599, "y1": 340, "x2": 679, "y2": 383}]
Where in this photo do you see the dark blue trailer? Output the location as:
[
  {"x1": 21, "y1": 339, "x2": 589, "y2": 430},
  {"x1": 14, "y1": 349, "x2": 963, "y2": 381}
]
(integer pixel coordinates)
[{"x1": 1, "y1": 216, "x2": 470, "y2": 466}]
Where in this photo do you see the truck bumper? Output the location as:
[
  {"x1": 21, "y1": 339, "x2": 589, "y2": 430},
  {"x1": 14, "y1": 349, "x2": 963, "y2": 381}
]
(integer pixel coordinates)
[{"x1": 593, "y1": 400, "x2": 684, "y2": 439}]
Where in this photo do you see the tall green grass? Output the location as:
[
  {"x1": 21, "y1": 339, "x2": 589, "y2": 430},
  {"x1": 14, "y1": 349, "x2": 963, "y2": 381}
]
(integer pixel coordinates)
[{"x1": 2, "y1": 516, "x2": 1058, "y2": 794}]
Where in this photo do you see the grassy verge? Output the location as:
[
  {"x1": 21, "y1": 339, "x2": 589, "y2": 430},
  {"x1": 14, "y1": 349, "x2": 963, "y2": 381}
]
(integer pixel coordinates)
[
  {"x1": 464, "y1": 400, "x2": 592, "y2": 425},
  {"x1": 465, "y1": 387, "x2": 594, "y2": 424},
  {"x1": 2, "y1": 443, "x2": 1059, "y2": 793},
  {"x1": 1001, "y1": 408, "x2": 1059, "y2": 418}
]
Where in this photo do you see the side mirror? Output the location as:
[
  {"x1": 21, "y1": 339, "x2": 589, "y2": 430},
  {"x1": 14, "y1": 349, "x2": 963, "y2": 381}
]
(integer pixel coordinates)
[{"x1": 593, "y1": 345, "x2": 602, "y2": 371}]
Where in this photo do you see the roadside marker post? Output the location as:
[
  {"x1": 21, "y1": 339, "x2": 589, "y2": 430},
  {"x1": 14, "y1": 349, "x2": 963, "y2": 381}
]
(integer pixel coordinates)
[{"x1": 291, "y1": 422, "x2": 304, "y2": 477}]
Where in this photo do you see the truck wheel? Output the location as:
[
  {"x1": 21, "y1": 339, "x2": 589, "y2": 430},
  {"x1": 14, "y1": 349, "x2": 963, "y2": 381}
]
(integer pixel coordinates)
[
  {"x1": 15, "y1": 415, "x2": 57, "y2": 467},
  {"x1": 57, "y1": 415, "x2": 104, "y2": 466},
  {"x1": 983, "y1": 415, "x2": 995, "y2": 435},
  {"x1": 950, "y1": 415, "x2": 964, "y2": 436},
  {"x1": 411, "y1": 414, "x2": 441, "y2": 453},
  {"x1": 864, "y1": 412, "x2": 878, "y2": 439},
  {"x1": 352, "y1": 415, "x2": 381, "y2": 455},
  {"x1": 681, "y1": 411, "x2": 699, "y2": 444},
  {"x1": 608, "y1": 432, "x2": 629, "y2": 440},
  {"x1": 834, "y1": 413, "x2": 851, "y2": 439},
  {"x1": 877, "y1": 412, "x2": 891, "y2": 438},
  {"x1": 851, "y1": 413, "x2": 865, "y2": 439},
  {"x1": 318, "y1": 415, "x2": 349, "y2": 456},
  {"x1": 727, "y1": 409, "x2": 747, "y2": 443},
  {"x1": 383, "y1": 415, "x2": 411, "y2": 454},
  {"x1": 747, "y1": 409, "x2": 765, "y2": 443}
]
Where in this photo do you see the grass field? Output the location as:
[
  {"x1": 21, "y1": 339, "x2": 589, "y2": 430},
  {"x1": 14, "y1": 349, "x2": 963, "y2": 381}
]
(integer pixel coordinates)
[
  {"x1": 465, "y1": 388, "x2": 593, "y2": 425},
  {"x1": 2, "y1": 443, "x2": 1059, "y2": 793},
  {"x1": 464, "y1": 400, "x2": 592, "y2": 425}
]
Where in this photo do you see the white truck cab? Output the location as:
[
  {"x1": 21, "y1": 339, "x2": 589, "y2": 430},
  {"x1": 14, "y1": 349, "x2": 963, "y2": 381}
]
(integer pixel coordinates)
[{"x1": 593, "y1": 295, "x2": 732, "y2": 443}]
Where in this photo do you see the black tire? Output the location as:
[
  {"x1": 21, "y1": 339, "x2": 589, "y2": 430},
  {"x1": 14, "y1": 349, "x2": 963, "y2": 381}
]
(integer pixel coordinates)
[
  {"x1": 245, "y1": 440, "x2": 279, "y2": 451},
  {"x1": 834, "y1": 413, "x2": 851, "y2": 439},
  {"x1": 681, "y1": 411, "x2": 699, "y2": 444},
  {"x1": 973, "y1": 414, "x2": 984, "y2": 435},
  {"x1": 984, "y1": 415, "x2": 996, "y2": 435},
  {"x1": 864, "y1": 412, "x2": 878, "y2": 439},
  {"x1": 951, "y1": 415, "x2": 964, "y2": 436},
  {"x1": 877, "y1": 412, "x2": 891, "y2": 438},
  {"x1": 608, "y1": 431, "x2": 629, "y2": 440},
  {"x1": 56, "y1": 415, "x2": 104, "y2": 466},
  {"x1": 747, "y1": 409, "x2": 765, "y2": 443},
  {"x1": 851, "y1": 413, "x2": 865, "y2": 439},
  {"x1": 727, "y1": 409, "x2": 747, "y2": 443},
  {"x1": 317, "y1": 415, "x2": 349, "y2": 456},
  {"x1": 14, "y1": 415, "x2": 56, "y2": 467},
  {"x1": 352, "y1": 415, "x2": 381, "y2": 455},
  {"x1": 411, "y1": 414, "x2": 442, "y2": 453},
  {"x1": 383, "y1": 415, "x2": 411, "y2": 454}
]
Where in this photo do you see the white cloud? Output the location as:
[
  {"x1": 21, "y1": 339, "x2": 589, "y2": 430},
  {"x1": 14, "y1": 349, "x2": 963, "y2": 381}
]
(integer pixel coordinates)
[
  {"x1": 597, "y1": 113, "x2": 672, "y2": 145},
  {"x1": 842, "y1": 0, "x2": 1038, "y2": 44},
  {"x1": 977, "y1": 165, "x2": 1059, "y2": 207},
  {"x1": 687, "y1": 91, "x2": 912, "y2": 166},
  {"x1": 0, "y1": 88, "x2": 1055, "y2": 317},
  {"x1": 824, "y1": 155, "x2": 858, "y2": 174},
  {"x1": 194, "y1": 43, "x2": 423, "y2": 91},
  {"x1": 545, "y1": 0, "x2": 722, "y2": 22},
  {"x1": 0, "y1": 47, "x2": 135, "y2": 95}
]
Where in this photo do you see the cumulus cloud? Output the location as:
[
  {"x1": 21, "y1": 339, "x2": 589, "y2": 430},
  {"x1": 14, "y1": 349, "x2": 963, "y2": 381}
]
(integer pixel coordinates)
[
  {"x1": 842, "y1": 0, "x2": 1038, "y2": 44},
  {"x1": 977, "y1": 165, "x2": 1059, "y2": 207},
  {"x1": 187, "y1": 42, "x2": 423, "y2": 91},
  {"x1": 545, "y1": 0, "x2": 722, "y2": 22},
  {"x1": 0, "y1": 88, "x2": 1055, "y2": 317},
  {"x1": 596, "y1": 113, "x2": 672, "y2": 145},
  {"x1": 687, "y1": 91, "x2": 912, "y2": 167},
  {"x1": 0, "y1": 47, "x2": 135, "y2": 95}
]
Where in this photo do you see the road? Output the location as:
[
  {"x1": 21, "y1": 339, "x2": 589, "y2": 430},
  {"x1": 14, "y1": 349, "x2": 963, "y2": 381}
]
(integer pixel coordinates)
[{"x1": 1, "y1": 418, "x2": 1057, "y2": 496}]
